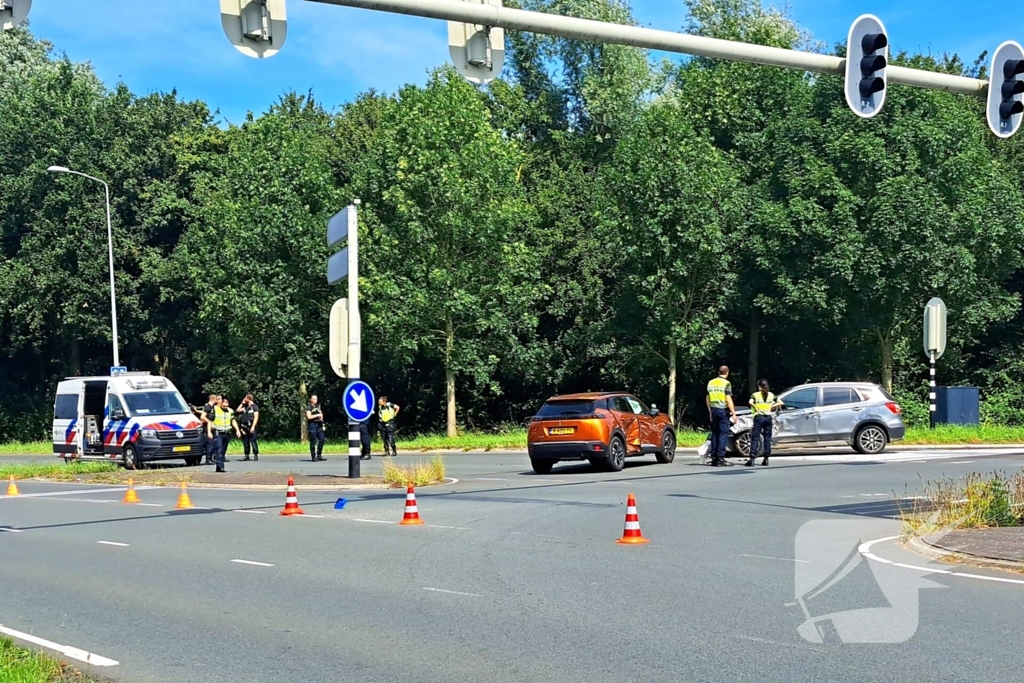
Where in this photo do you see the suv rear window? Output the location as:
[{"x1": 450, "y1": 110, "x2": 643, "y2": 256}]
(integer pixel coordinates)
[
  {"x1": 822, "y1": 387, "x2": 856, "y2": 406},
  {"x1": 536, "y1": 400, "x2": 597, "y2": 417}
]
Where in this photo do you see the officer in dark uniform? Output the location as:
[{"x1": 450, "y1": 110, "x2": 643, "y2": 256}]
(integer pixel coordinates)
[
  {"x1": 306, "y1": 395, "x2": 325, "y2": 462},
  {"x1": 196, "y1": 393, "x2": 219, "y2": 466},
  {"x1": 236, "y1": 393, "x2": 260, "y2": 462}
]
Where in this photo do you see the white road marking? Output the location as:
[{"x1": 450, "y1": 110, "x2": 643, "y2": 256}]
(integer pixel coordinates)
[
  {"x1": 136, "y1": 503, "x2": 163, "y2": 507},
  {"x1": 421, "y1": 587, "x2": 482, "y2": 597},
  {"x1": 294, "y1": 514, "x2": 325, "y2": 519},
  {"x1": 0, "y1": 624, "x2": 119, "y2": 667},
  {"x1": 233, "y1": 509, "x2": 266, "y2": 515},
  {"x1": 733, "y1": 635, "x2": 821, "y2": 651},
  {"x1": 0, "y1": 487, "x2": 156, "y2": 499},
  {"x1": 352, "y1": 518, "x2": 396, "y2": 525},
  {"x1": 97, "y1": 541, "x2": 129, "y2": 547},
  {"x1": 739, "y1": 554, "x2": 810, "y2": 564},
  {"x1": 859, "y1": 536, "x2": 1024, "y2": 585},
  {"x1": 949, "y1": 461, "x2": 975, "y2": 464},
  {"x1": 0, "y1": 527, "x2": 23, "y2": 533},
  {"x1": 57, "y1": 498, "x2": 119, "y2": 504},
  {"x1": 231, "y1": 559, "x2": 274, "y2": 567}
]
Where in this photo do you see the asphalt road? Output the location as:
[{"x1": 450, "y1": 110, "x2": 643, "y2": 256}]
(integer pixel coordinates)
[{"x1": 3, "y1": 446, "x2": 1024, "y2": 682}]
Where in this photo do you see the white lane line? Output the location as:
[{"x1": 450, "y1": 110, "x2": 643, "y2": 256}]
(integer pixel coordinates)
[
  {"x1": 739, "y1": 554, "x2": 810, "y2": 564},
  {"x1": 951, "y1": 572, "x2": 1024, "y2": 585},
  {"x1": 294, "y1": 514, "x2": 325, "y2": 519},
  {"x1": 97, "y1": 541, "x2": 129, "y2": 547},
  {"x1": 233, "y1": 509, "x2": 267, "y2": 515},
  {"x1": 231, "y1": 559, "x2": 274, "y2": 567},
  {"x1": 136, "y1": 503, "x2": 164, "y2": 507},
  {"x1": 172, "y1": 506, "x2": 213, "y2": 511},
  {"x1": 352, "y1": 518, "x2": 396, "y2": 525},
  {"x1": 949, "y1": 461, "x2": 975, "y2": 464},
  {"x1": 860, "y1": 536, "x2": 1024, "y2": 585},
  {"x1": 59, "y1": 499, "x2": 119, "y2": 504},
  {"x1": 0, "y1": 487, "x2": 156, "y2": 499},
  {"x1": 0, "y1": 527, "x2": 23, "y2": 533},
  {"x1": 893, "y1": 562, "x2": 950, "y2": 573},
  {"x1": 421, "y1": 587, "x2": 482, "y2": 597},
  {"x1": 0, "y1": 624, "x2": 119, "y2": 667}
]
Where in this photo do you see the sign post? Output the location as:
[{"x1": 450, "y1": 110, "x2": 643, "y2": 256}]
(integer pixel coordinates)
[
  {"x1": 328, "y1": 202, "x2": 364, "y2": 478},
  {"x1": 923, "y1": 298, "x2": 947, "y2": 429}
]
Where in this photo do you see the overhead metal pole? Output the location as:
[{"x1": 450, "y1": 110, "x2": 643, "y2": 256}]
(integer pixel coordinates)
[{"x1": 307, "y1": 0, "x2": 988, "y2": 97}]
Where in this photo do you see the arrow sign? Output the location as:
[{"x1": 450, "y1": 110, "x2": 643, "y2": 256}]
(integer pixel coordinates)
[{"x1": 343, "y1": 380, "x2": 375, "y2": 423}]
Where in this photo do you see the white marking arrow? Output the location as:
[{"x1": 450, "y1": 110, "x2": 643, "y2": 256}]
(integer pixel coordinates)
[{"x1": 349, "y1": 388, "x2": 369, "y2": 414}]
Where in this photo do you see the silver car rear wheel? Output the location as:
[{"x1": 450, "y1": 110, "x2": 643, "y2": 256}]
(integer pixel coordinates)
[{"x1": 855, "y1": 425, "x2": 887, "y2": 455}]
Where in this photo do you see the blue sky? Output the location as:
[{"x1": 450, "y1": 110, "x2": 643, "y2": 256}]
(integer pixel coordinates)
[{"x1": 23, "y1": 1, "x2": 1017, "y2": 124}]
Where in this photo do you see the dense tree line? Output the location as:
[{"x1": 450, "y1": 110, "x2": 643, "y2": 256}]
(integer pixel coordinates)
[{"x1": 3, "y1": 0, "x2": 1024, "y2": 442}]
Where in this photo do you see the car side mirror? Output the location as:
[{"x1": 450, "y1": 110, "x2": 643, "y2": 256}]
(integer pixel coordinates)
[
  {"x1": 110, "y1": 410, "x2": 125, "y2": 420},
  {"x1": 650, "y1": 404, "x2": 659, "y2": 417}
]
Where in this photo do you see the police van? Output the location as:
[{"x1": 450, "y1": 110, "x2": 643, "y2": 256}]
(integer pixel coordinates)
[{"x1": 52, "y1": 372, "x2": 204, "y2": 468}]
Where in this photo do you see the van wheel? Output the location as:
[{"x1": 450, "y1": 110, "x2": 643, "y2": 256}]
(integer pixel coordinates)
[
  {"x1": 606, "y1": 436, "x2": 626, "y2": 472},
  {"x1": 854, "y1": 425, "x2": 887, "y2": 455},
  {"x1": 656, "y1": 430, "x2": 676, "y2": 464},
  {"x1": 185, "y1": 456, "x2": 201, "y2": 467},
  {"x1": 531, "y1": 459, "x2": 554, "y2": 475},
  {"x1": 122, "y1": 444, "x2": 141, "y2": 470}
]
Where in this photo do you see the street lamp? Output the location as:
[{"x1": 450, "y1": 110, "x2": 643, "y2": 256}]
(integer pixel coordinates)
[{"x1": 47, "y1": 165, "x2": 120, "y2": 369}]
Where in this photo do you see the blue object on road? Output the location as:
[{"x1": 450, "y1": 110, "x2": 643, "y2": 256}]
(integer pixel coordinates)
[
  {"x1": 343, "y1": 380, "x2": 375, "y2": 423},
  {"x1": 334, "y1": 498, "x2": 347, "y2": 510}
]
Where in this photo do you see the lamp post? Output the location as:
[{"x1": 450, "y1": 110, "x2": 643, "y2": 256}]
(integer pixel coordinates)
[{"x1": 47, "y1": 165, "x2": 120, "y2": 369}]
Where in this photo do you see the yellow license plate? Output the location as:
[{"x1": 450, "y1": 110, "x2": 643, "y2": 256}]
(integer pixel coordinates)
[
  {"x1": 173, "y1": 446, "x2": 191, "y2": 452},
  {"x1": 549, "y1": 427, "x2": 575, "y2": 435}
]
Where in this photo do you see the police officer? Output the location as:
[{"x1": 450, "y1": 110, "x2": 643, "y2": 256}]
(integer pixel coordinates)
[
  {"x1": 705, "y1": 366, "x2": 737, "y2": 467},
  {"x1": 236, "y1": 393, "x2": 260, "y2": 462},
  {"x1": 747, "y1": 379, "x2": 782, "y2": 467},
  {"x1": 359, "y1": 419, "x2": 372, "y2": 461},
  {"x1": 377, "y1": 395, "x2": 400, "y2": 458},
  {"x1": 208, "y1": 396, "x2": 239, "y2": 473},
  {"x1": 306, "y1": 395, "x2": 326, "y2": 462},
  {"x1": 196, "y1": 393, "x2": 219, "y2": 466}
]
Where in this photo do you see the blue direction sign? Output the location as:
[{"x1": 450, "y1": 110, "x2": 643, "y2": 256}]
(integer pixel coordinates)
[{"x1": 343, "y1": 380, "x2": 375, "y2": 423}]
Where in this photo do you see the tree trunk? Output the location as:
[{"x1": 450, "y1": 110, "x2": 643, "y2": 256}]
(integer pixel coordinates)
[
  {"x1": 878, "y1": 330, "x2": 894, "y2": 394},
  {"x1": 747, "y1": 309, "x2": 759, "y2": 395},
  {"x1": 667, "y1": 339, "x2": 677, "y2": 426},
  {"x1": 299, "y1": 379, "x2": 308, "y2": 443},
  {"x1": 445, "y1": 315, "x2": 457, "y2": 438}
]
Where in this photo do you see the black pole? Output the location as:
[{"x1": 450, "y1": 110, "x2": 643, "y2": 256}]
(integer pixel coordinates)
[{"x1": 929, "y1": 351, "x2": 936, "y2": 429}]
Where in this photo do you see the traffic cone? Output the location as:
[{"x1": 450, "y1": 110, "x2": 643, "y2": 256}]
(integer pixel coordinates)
[
  {"x1": 616, "y1": 493, "x2": 649, "y2": 545},
  {"x1": 175, "y1": 482, "x2": 194, "y2": 510},
  {"x1": 6, "y1": 476, "x2": 19, "y2": 497},
  {"x1": 399, "y1": 485, "x2": 424, "y2": 525},
  {"x1": 280, "y1": 476, "x2": 305, "y2": 516},
  {"x1": 122, "y1": 478, "x2": 140, "y2": 504}
]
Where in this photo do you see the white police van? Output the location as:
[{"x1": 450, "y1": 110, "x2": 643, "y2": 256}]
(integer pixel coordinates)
[{"x1": 52, "y1": 372, "x2": 204, "y2": 468}]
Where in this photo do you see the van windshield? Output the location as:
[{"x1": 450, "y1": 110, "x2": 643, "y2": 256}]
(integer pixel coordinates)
[{"x1": 123, "y1": 391, "x2": 190, "y2": 417}]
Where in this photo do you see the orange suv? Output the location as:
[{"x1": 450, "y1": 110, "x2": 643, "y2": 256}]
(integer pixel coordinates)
[{"x1": 527, "y1": 393, "x2": 676, "y2": 474}]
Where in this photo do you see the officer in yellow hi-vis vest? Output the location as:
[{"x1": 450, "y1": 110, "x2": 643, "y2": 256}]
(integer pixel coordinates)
[
  {"x1": 747, "y1": 379, "x2": 783, "y2": 467},
  {"x1": 705, "y1": 366, "x2": 738, "y2": 467},
  {"x1": 208, "y1": 397, "x2": 239, "y2": 473},
  {"x1": 377, "y1": 395, "x2": 400, "y2": 458}
]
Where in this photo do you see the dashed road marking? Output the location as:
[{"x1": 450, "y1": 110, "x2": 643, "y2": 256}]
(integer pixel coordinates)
[
  {"x1": 421, "y1": 587, "x2": 482, "y2": 597},
  {"x1": 352, "y1": 518, "x2": 396, "y2": 525},
  {"x1": 0, "y1": 487, "x2": 156, "y2": 499},
  {"x1": 0, "y1": 527, "x2": 23, "y2": 533},
  {"x1": 739, "y1": 554, "x2": 810, "y2": 564},
  {"x1": 136, "y1": 503, "x2": 164, "y2": 507},
  {"x1": 0, "y1": 624, "x2": 119, "y2": 667},
  {"x1": 97, "y1": 541, "x2": 129, "y2": 547},
  {"x1": 949, "y1": 461, "x2": 975, "y2": 464},
  {"x1": 294, "y1": 514, "x2": 325, "y2": 519},
  {"x1": 231, "y1": 559, "x2": 274, "y2": 567},
  {"x1": 233, "y1": 509, "x2": 266, "y2": 515}
]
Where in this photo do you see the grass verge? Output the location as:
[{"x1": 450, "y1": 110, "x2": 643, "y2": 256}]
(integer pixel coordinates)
[
  {"x1": 0, "y1": 462, "x2": 118, "y2": 481},
  {"x1": 381, "y1": 455, "x2": 446, "y2": 488},
  {"x1": 0, "y1": 637, "x2": 101, "y2": 683},
  {"x1": 901, "y1": 424, "x2": 1024, "y2": 444},
  {"x1": 900, "y1": 471, "x2": 1024, "y2": 536}
]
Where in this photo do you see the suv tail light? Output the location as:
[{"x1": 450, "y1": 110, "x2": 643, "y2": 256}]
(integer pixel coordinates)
[{"x1": 885, "y1": 402, "x2": 902, "y2": 415}]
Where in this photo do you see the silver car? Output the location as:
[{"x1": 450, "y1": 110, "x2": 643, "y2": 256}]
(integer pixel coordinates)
[{"x1": 729, "y1": 382, "x2": 906, "y2": 457}]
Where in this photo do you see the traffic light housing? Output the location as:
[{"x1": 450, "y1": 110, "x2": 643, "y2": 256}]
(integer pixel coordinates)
[
  {"x1": 1, "y1": 0, "x2": 32, "y2": 31},
  {"x1": 845, "y1": 15, "x2": 889, "y2": 118},
  {"x1": 987, "y1": 41, "x2": 1024, "y2": 139},
  {"x1": 220, "y1": 0, "x2": 287, "y2": 59}
]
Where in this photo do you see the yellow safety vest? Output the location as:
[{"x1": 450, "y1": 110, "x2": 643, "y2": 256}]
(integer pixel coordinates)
[
  {"x1": 212, "y1": 406, "x2": 234, "y2": 431},
  {"x1": 750, "y1": 392, "x2": 776, "y2": 416},
  {"x1": 380, "y1": 404, "x2": 396, "y2": 423},
  {"x1": 707, "y1": 377, "x2": 730, "y2": 409}
]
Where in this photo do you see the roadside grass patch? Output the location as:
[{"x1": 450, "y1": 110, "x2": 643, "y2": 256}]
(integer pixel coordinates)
[
  {"x1": 0, "y1": 462, "x2": 118, "y2": 481},
  {"x1": 0, "y1": 637, "x2": 100, "y2": 683},
  {"x1": 900, "y1": 471, "x2": 1024, "y2": 536},
  {"x1": 902, "y1": 424, "x2": 1024, "y2": 445},
  {"x1": 381, "y1": 455, "x2": 446, "y2": 488}
]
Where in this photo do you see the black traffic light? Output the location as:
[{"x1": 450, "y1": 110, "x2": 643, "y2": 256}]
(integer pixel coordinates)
[
  {"x1": 845, "y1": 15, "x2": 889, "y2": 118},
  {"x1": 988, "y1": 41, "x2": 1024, "y2": 138}
]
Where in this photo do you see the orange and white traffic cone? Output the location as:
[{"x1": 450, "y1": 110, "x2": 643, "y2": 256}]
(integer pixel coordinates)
[
  {"x1": 6, "y1": 476, "x2": 19, "y2": 497},
  {"x1": 399, "y1": 485, "x2": 424, "y2": 525},
  {"x1": 122, "y1": 478, "x2": 140, "y2": 504},
  {"x1": 616, "y1": 493, "x2": 649, "y2": 544},
  {"x1": 280, "y1": 476, "x2": 305, "y2": 516},
  {"x1": 175, "y1": 482, "x2": 194, "y2": 510}
]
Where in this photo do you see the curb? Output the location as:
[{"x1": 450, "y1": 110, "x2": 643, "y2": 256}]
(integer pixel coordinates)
[{"x1": 907, "y1": 535, "x2": 1024, "y2": 572}]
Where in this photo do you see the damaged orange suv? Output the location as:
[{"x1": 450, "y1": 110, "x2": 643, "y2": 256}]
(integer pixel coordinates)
[{"x1": 527, "y1": 392, "x2": 676, "y2": 474}]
